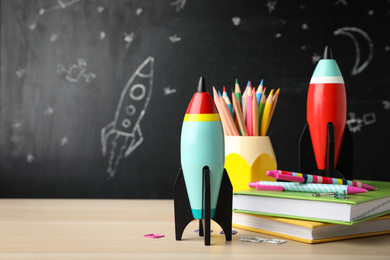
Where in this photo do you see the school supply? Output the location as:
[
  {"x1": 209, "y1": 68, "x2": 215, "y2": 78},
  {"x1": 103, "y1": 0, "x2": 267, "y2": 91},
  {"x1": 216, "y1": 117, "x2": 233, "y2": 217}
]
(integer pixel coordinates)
[
  {"x1": 267, "y1": 170, "x2": 376, "y2": 191},
  {"x1": 213, "y1": 79, "x2": 279, "y2": 136},
  {"x1": 233, "y1": 212, "x2": 390, "y2": 244},
  {"x1": 233, "y1": 180, "x2": 390, "y2": 225}
]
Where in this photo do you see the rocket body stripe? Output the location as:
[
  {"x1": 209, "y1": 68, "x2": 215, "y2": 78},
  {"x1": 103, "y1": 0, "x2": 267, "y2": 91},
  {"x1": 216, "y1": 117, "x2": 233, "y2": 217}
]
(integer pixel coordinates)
[
  {"x1": 184, "y1": 114, "x2": 221, "y2": 122},
  {"x1": 307, "y1": 59, "x2": 347, "y2": 170},
  {"x1": 310, "y1": 76, "x2": 344, "y2": 84}
]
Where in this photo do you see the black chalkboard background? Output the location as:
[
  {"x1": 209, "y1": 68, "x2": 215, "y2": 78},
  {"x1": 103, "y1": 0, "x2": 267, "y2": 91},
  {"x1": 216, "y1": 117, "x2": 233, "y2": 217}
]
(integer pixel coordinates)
[{"x1": 1, "y1": 0, "x2": 390, "y2": 198}]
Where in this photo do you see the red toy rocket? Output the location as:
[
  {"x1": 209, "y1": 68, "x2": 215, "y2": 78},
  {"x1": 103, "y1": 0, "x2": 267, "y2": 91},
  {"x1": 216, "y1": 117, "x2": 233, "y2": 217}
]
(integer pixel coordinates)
[{"x1": 299, "y1": 46, "x2": 353, "y2": 179}]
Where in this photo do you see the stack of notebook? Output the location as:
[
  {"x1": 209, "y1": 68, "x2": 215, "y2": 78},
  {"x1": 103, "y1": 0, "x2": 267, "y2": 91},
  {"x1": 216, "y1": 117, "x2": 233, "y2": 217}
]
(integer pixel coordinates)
[{"x1": 232, "y1": 180, "x2": 390, "y2": 243}]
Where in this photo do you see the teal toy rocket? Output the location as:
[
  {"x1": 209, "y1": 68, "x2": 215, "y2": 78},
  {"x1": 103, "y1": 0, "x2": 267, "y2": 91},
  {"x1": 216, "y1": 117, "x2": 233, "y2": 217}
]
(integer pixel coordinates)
[{"x1": 174, "y1": 77, "x2": 233, "y2": 246}]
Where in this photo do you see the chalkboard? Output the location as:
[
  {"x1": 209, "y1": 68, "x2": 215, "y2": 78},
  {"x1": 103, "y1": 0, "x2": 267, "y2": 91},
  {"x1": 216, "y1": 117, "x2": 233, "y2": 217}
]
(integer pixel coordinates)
[{"x1": 1, "y1": 0, "x2": 390, "y2": 198}]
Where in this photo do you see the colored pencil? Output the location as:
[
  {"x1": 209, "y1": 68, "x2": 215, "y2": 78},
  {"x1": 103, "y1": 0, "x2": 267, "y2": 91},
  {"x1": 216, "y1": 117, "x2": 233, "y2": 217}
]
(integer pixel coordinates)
[
  {"x1": 257, "y1": 94, "x2": 266, "y2": 134},
  {"x1": 232, "y1": 93, "x2": 248, "y2": 136},
  {"x1": 265, "y1": 88, "x2": 279, "y2": 134},
  {"x1": 246, "y1": 85, "x2": 253, "y2": 136},
  {"x1": 256, "y1": 79, "x2": 263, "y2": 104},
  {"x1": 212, "y1": 79, "x2": 280, "y2": 137},
  {"x1": 219, "y1": 93, "x2": 240, "y2": 136},
  {"x1": 212, "y1": 87, "x2": 229, "y2": 136},
  {"x1": 260, "y1": 89, "x2": 274, "y2": 136},
  {"x1": 252, "y1": 88, "x2": 259, "y2": 136}
]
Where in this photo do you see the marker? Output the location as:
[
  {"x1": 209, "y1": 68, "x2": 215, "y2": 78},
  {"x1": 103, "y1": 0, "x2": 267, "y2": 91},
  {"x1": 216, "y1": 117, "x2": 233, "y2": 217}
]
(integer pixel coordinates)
[
  {"x1": 307, "y1": 46, "x2": 347, "y2": 169},
  {"x1": 266, "y1": 171, "x2": 305, "y2": 182},
  {"x1": 180, "y1": 77, "x2": 225, "y2": 219},
  {"x1": 268, "y1": 170, "x2": 376, "y2": 191},
  {"x1": 249, "y1": 181, "x2": 367, "y2": 195}
]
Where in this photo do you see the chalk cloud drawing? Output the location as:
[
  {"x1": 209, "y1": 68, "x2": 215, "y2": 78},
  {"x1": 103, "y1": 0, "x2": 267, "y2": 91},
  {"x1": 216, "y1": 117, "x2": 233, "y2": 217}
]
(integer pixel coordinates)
[
  {"x1": 30, "y1": 0, "x2": 81, "y2": 30},
  {"x1": 57, "y1": 59, "x2": 96, "y2": 83},
  {"x1": 232, "y1": 17, "x2": 241, "y2": 26},
  {"x1": 163, "y1": 86, "x2": 177, "y2": 96},
  {"x1": 169, "y1": 34, "x2": 181, "y2": 43},
  {"x1": 347, "y1": 112, "x2": 376, "y2": 133},
  {"x1": 334, "y1": 27, "x2": 374, "y2": 76},
  {"x1": 101, "y1": 57, "x2": 154, "y2": 178},
  {"x1": 170, "y1": 0, "x2": 187, "y2": 12}
]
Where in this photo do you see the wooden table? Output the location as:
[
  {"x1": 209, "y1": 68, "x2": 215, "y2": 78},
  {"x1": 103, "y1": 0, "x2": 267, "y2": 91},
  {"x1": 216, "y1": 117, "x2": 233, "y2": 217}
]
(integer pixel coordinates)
[{"x1": 1, "y1": 199, "x2": 389, "y2": 259}]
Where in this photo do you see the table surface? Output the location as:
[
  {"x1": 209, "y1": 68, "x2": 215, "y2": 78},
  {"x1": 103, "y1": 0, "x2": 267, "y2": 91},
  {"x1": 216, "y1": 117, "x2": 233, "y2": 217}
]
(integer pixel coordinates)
[{"x1": 1, "y1": 199, "x2": 390, "y2": 260}]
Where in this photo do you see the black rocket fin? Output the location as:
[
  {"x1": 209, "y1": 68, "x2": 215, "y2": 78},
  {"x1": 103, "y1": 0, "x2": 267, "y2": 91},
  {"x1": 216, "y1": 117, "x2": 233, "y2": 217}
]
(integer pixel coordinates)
[
  {"x1": 173, "y1": 168, "x2": 194, "y2": 241},
  {"x1": 201, "y1": 166, "x2": 211, "y2": 246},
  {"x1": 212, "y1": 168, "x2": 233, "y2": 242},
  {"x1": 335, "y1": 124, "x2": 354, "y2": 180},
  {"x1": 299, "y1": 124, "x2": 318, "y2": 174}
]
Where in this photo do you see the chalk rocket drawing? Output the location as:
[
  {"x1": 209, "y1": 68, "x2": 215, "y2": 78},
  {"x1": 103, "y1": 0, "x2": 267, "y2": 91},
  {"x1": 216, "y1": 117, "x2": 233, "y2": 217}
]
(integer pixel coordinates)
[
  {"x1": 101, "y1": 57, "x2": 154, "y2": 178},
  {"x1": 334, "y1": 27, "x2": 374, "y2": 76}
]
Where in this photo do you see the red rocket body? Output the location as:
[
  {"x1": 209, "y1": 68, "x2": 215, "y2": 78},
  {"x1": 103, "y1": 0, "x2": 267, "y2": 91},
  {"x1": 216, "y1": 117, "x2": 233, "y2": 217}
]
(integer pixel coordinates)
[{"x1": 307, "y1": 79, "x2": 346, "y2": 169}]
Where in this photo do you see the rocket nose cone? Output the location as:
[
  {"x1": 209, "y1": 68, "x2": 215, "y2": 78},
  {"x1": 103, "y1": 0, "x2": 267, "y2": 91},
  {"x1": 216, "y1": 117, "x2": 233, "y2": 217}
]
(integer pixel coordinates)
[
  {"x1": 323, "y1": 46, "x2": 334, "y2": 59},
  {"x1": 197, "y1": 76, "x2": 207, "y2": 92}
]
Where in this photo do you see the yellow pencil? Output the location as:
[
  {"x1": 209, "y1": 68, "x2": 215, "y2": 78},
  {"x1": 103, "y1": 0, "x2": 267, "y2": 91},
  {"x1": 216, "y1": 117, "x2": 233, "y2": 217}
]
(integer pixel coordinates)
[
  {"x1": 260, "y1": 90, "x2": 274, "y2": 136},
  {"x1": 266, "y1": 88, "x2": 280, "y2": 133}
]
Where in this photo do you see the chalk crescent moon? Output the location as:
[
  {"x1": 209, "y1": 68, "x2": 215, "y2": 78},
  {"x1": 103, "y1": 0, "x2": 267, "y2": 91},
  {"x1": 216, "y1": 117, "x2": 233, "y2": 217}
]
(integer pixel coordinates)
[{"x1": 334, "y1": 27, "x2": 374, "y2": 76}]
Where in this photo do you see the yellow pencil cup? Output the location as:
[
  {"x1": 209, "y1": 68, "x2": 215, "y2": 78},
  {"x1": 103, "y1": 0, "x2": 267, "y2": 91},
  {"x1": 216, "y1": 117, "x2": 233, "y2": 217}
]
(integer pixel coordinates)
[{"x1": 225, "y1": 136, "x2": 277, "y2": 192}]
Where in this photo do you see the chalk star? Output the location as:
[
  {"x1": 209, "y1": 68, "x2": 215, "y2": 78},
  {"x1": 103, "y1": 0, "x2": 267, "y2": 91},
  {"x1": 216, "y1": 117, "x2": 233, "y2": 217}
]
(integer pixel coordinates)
[
  {"x1": 382, "y1": 100, "x2": 390, "y2": 110},
  {"x1": 60, "y1": 136, "x2": 69, "y2": 146}
]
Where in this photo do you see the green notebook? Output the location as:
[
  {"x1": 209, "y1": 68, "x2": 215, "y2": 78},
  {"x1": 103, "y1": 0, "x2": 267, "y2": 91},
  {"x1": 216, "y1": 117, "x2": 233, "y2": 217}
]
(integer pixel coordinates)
[{"x1": 233, "y1": 180, "x2": 390, "y2": 225}]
